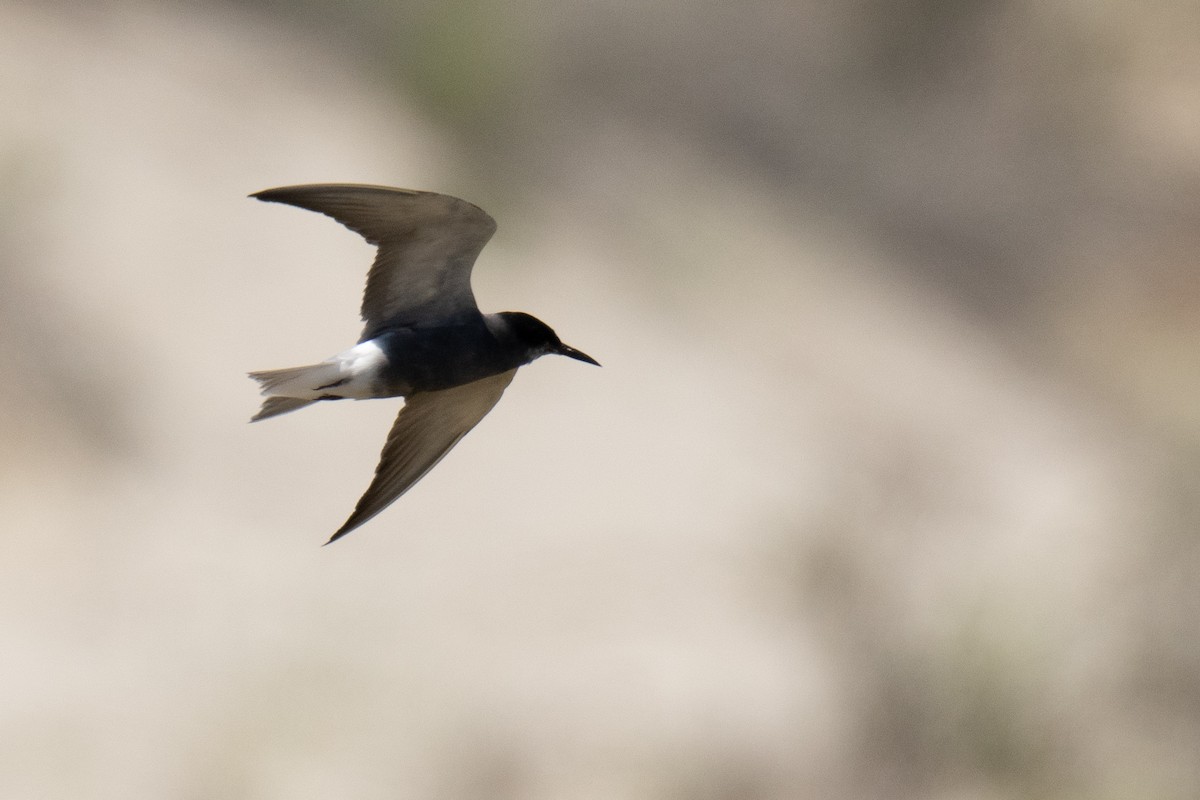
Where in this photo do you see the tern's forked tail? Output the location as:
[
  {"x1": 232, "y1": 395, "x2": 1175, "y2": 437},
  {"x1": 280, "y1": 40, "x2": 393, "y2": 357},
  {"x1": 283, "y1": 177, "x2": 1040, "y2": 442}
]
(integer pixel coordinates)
[{"x1": 247, "y1": 362, "x2": 343, "y2": 422}]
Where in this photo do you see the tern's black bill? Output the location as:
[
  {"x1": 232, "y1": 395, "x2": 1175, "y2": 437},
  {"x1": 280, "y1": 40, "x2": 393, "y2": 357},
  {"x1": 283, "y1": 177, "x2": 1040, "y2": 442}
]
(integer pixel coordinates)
[{"x1": 558, "y1": 344, "x2": 601, "y2": 366}]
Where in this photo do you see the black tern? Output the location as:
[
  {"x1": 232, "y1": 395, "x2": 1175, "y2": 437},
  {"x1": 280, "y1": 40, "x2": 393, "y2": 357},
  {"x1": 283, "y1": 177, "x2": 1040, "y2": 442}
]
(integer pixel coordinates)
[{"x1": 248, "y1": 184, "x2": 599, "y2": 543}]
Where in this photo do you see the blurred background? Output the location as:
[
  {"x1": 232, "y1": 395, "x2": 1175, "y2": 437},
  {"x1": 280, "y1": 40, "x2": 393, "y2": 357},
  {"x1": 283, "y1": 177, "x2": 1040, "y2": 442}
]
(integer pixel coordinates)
[{"x1": 2, "y1": 0, "x2": 1199, "y2": 797}]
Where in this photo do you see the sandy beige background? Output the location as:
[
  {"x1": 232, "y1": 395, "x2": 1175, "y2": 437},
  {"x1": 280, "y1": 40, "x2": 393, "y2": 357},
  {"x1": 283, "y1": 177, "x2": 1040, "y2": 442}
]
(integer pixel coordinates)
[{"x1": 2, "y1": 2, "x2": 1198, "y2": 798}]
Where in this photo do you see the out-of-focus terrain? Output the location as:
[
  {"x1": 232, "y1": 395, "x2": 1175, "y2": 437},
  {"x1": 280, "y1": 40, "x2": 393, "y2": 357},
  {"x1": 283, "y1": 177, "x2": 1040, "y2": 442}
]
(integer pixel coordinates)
[{"x1": 2, "y1": 1, "x2": 1198, "y2": 798}]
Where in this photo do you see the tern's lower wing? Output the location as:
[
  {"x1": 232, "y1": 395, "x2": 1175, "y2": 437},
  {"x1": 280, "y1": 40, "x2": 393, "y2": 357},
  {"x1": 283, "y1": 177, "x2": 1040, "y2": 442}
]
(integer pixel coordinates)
[{"x1": 327, "y1": 369, "x2": 517, "y2": 543}]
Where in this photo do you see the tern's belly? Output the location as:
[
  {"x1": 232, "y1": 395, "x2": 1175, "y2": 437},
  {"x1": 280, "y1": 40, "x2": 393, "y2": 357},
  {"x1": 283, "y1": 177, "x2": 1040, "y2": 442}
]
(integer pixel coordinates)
[{"x1": 370, "y1": 326, "x2": 513, "y2": 393}]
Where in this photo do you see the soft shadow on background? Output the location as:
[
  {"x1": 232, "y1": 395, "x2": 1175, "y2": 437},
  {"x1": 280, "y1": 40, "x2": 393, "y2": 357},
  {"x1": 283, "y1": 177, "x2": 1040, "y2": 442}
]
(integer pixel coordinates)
[{"x1": 3, "y1": 1, "x2": 1198, "y2": 798}]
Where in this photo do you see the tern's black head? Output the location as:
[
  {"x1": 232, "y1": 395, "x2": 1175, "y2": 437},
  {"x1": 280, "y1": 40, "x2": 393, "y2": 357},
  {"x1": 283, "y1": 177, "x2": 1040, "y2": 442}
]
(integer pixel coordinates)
[{"x1": 498, "y1": 311, "x2": 600, "y2": 366}]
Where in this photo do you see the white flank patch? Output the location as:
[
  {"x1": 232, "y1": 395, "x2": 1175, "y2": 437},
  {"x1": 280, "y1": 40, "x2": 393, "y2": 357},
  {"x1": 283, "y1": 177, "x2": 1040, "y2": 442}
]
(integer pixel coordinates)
[{"x1": 328, "y1": 339, "x2": 389, "y2": 399}]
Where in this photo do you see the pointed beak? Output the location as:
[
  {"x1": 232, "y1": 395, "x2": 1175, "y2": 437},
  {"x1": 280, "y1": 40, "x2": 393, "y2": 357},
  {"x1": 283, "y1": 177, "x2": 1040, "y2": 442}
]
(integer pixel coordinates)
[{"x1": 557, "y1": 343, "x2": 601, "y2": 366}]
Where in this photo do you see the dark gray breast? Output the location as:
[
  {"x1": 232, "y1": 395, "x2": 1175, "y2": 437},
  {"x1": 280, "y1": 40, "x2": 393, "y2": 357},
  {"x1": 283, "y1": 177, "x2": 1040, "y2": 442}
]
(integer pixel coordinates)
[{"x1": 372, "y1": 319, "x2": 529, "y2": 393}]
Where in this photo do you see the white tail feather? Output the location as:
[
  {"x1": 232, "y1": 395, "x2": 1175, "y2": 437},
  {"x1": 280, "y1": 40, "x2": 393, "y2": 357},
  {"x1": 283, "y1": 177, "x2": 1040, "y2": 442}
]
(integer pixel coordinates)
[
  {"x1": 248, "y1": 362, "x2": 345, "y2": 398},
  {"x1": 251, "y1": 396, "x2": 316, "y2": 422}
]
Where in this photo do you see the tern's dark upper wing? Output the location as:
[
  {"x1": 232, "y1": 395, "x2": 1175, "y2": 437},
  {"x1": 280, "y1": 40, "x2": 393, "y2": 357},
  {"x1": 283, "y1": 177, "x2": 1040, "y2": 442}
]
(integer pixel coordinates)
[
  {"x1": 251, "y1": 184, "x2": 496, "y2": 337},
  {"x1": 326, "y1": 369, "x2": 517, "y2": 543}
]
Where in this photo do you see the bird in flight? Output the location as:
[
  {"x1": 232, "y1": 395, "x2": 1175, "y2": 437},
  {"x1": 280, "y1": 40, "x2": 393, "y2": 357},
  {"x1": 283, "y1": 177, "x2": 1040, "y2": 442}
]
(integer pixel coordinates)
[{"x1": 248, "y1": 184, "x2": 599, "y2": 543}]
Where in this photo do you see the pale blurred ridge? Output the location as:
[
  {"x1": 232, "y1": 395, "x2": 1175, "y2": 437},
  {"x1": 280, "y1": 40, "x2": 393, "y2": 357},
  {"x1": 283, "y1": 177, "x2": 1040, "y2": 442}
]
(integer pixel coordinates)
[{"x1": 2, "y1": 1, "x2": 1198, "y2": 798}]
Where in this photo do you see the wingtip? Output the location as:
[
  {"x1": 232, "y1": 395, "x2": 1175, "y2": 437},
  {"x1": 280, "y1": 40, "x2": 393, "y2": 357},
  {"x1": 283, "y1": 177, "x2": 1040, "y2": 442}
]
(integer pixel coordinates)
[
  {"x1": 323, "y1": 523, "x2": 355, "y2": 546},
  {"x1": 249, "y1": 186, "x2": 296, "y2": 202},
  {"x1": 249, "y1": 184, "x2": 426, "y2": 200}
]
